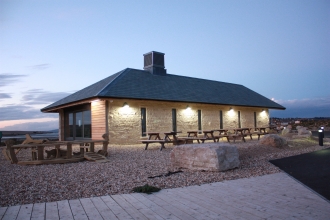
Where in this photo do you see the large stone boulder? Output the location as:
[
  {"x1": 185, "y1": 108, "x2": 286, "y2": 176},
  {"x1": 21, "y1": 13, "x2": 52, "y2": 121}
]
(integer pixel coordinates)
[
  {"x1": 296, "y1": 126, "x2": 311, "y2": 135},
  {"x1": 259, "y1": 134, "x2": 287, "y2": 148},
  {"x1": 170, "y1": 143, "x2": 240, "y2": 171},
  {"x1": 281, "y1": 127, "x2": 291, "y2": 136}
]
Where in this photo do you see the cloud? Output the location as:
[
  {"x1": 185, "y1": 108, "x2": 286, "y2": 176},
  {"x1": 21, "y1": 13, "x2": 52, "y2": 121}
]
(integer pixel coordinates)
[
  {"x1": 0, "y1": 105, "x2": 58, "y2": 121},
  {"x1": 1, "y1": 120, "x2": 58, "y2": 131},
  {"x1": 270, "y1": 96, "x2": 330, "y2": 118},
  {"x1": 274, "y1": 97, "x2": 330, "y2": 108},
  {"x1": 30, "y1": 64, "x2": 50, "y2": 70},
  {"x1": 21, "y1": 89, "x2": 70, "y2": 105},
  {"x1": 0, "y1": 73, "x2": 27, "y2": 87},
  {"x1": 0, "y1": 93, "x2": 11, "y2": 99}
]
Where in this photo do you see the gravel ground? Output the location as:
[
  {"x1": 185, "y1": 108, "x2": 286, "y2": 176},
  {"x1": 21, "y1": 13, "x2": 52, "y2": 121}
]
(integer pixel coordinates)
[{"x1": 1, "y1": 137, "x2": 329, "y2": 207}]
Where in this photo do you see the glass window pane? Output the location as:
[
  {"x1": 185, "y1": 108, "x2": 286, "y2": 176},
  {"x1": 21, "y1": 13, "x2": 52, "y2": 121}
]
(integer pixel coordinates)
[
  {"x1": 69, "y1": 113, "x2": 73, "y2": 137},
  {"x1": 83, "y1": 110, "x2": 91, "y2": 138},
  {"x1": 76, "y1": 112, "x2": 82, "y2": 138}
]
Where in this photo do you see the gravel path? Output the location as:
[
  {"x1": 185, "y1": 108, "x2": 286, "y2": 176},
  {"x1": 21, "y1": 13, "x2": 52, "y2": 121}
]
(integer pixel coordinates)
[{"x1": 1, "y1": 138, "x2": 329, "y2": 207}]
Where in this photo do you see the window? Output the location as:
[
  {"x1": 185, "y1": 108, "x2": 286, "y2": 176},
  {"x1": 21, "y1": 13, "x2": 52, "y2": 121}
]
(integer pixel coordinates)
[
  {"x1": 64, "y1": 104, "x2": 91, "y2": 140},
  {"x1": 254, "y1": 112, "x2": 257, "y2": 130},
  {"x1": 198, "y1": 110, "x2": 202, "y2": 133},
  {"x1": 238, "y1": 111, "x2": 241, "y2": 128},
  {"x1": 141, "y1": 108, "x2": 146, "y2": 136},
  {"x1": 220, "y1": 110, "x2": 223, "y2": 129},
  {"x1": 172, "y1": 109, "x2": 177, "y2": 132}
]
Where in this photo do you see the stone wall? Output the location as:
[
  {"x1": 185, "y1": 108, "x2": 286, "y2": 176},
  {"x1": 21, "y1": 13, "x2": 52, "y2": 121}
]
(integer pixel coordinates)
[{"x1": 106, "y1": 98, "x2": 269, "y2": 144}]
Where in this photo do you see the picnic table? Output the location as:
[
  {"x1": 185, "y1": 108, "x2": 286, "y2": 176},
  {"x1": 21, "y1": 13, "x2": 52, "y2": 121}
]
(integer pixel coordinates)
[
  {"x1": 212, "y1": 129, "x2": 230, "y2": 142},
  {"x1": 202, "y1": 130, "x2": 219, "y2": 142},
  {"x1": 255, "y1": 127, "x2": 269, "y2": 140},
  {"x1": 234, "y1": 128, "x2": 253, "y2": 141},
  {"x1": 141, "y1": 132, "x2": 178, "y2": 151},
  {"x1": 4, "y1": 139, "x2": 109, "y2": 165},
  {"x1": 141, "y1": 131, "x2": 209, "y2": 151},
  {"x1": 145, "y1": 132, "x2": 162, "y2": 140}
]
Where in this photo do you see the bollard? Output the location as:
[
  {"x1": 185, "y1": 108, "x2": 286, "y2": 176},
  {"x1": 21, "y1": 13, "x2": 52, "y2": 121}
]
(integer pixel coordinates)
[
  {"x1": 320, "y1": 126, "x2": 324, "y2": 138},
  {"x1": 318, "y1": 129, "x2": 323, "y2": 146}
]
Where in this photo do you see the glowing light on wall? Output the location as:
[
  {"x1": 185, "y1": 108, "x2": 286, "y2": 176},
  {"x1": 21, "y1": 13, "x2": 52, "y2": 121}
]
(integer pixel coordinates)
[
  {"x1": 228, "y1": 107, "x2": 235, "y2": 117},
  {"x1": 123, "y1": 102, "x2": 129, "y2": 108}
]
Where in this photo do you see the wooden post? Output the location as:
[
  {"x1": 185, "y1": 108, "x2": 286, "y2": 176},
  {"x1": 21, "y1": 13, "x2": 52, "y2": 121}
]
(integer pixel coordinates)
[
  {"x1": 31, "y1": 148, "x2": 37, "y2": 160},
  {"x1": 90, "y1": 142, "x2": 95, "y2": 152},
  {"x1": 102, "y1": 133, "x2": 109, "y2": 152},
  {"x1": 55, "y1": 144, "x2": 61, "y2": 158},
  {"x1": 37, "y1": 146, "x2": 44, "y2": 160},
  {"x1": 66, "y1": 143, "x2": 72, "y2": 159},
  {"x1": 5, "y1": 140, "x2": 18, "y2": 164}
]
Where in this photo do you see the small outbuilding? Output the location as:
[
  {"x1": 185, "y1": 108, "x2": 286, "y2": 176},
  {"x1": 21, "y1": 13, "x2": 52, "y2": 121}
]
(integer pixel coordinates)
[{"x1": 41, "y1": 51, "x2": 285, "y2": 144}]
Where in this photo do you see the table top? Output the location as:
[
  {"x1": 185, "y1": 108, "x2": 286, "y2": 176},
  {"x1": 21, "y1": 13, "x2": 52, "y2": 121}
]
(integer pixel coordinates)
[{"x1": 12, "y1": 139, "x2": 107, "y2": 148}]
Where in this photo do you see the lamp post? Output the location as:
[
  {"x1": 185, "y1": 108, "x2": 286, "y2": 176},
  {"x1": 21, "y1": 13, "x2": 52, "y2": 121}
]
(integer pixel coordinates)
[{"x1": 318, "y1": 129, "x2": 323, "y2": 146}]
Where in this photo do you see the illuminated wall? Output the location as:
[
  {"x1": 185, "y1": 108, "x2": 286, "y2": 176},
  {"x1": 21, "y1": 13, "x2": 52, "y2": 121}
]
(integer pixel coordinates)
[{"x1": 105, "y1": 99, "x2": 269, "y2": 144}]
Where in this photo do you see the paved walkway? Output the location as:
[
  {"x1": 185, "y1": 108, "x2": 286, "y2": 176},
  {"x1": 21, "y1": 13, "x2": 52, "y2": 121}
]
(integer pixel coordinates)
[{"x1": 1, "y1": 172, "x2": 329, "y2": 220}]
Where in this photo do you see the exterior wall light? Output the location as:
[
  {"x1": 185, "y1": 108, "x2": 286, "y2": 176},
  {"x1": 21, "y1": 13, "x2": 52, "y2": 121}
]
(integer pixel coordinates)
[
  {"x1": 229, "y1": 107, "x2": 233, "y2": 111},
  {"x1": 123, "y1": 102, "x2": 129, "y2": 108},
  {"x1": 186, "y1": 105, "x2": 191, "y2": 110},
  {"x1": 262, "y1": 109, "x2": 265, "y2": 112}
]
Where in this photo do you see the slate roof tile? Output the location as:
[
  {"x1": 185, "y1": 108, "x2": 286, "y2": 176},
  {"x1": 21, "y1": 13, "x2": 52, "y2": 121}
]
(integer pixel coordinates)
[{"x1": 41, "y1": 68, "x2": 285, "y2": 111}]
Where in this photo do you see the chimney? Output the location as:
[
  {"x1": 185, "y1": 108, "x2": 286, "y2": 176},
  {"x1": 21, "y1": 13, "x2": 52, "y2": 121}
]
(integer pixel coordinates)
[{"x1": 143, "y1": 51, "x2": 167, "y2": 76}]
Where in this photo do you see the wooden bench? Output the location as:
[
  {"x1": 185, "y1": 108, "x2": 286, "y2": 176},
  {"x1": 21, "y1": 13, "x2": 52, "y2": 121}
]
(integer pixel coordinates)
[
  {"x1": 256, "y1": 132, "x2": 268, "y2": 140},
  {"x1": 3, "y1": 134, "x2": 109, "y2": 165},
  {"x1": 228, "y1": 134, "x2": 246, "y2": 142},
  {"x1": 180, "y1": 137, "x2": 207, "y2": 144},
  {"x1": 141, "y1": 139, "x2": 168, "y2": 151}
]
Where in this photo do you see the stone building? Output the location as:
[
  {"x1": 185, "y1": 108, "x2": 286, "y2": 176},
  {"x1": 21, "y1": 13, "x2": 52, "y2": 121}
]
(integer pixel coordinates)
[{"x1": 41, "y1": 51, "x2": 285, "y2": 144}]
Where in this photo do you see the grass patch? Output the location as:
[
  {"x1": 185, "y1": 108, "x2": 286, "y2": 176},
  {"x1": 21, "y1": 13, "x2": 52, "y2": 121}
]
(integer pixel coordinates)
[
  {"x1": 132, "y1": 184, "x2": 161, "y2": 194},
  {"x1": 288, "y1": 137, "x2": 319, "y2": 148}
]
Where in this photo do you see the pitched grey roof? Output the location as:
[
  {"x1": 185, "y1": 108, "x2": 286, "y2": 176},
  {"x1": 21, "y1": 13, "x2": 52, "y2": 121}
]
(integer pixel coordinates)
[{"x1": 41, "y1": 68, "x2": 285, "y2": 112}]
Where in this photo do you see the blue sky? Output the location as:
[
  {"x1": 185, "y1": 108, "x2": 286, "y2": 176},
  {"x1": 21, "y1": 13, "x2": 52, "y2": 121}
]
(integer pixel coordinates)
[{"x1": 0, "y1": 0, "x2": 329, "y2": 130}]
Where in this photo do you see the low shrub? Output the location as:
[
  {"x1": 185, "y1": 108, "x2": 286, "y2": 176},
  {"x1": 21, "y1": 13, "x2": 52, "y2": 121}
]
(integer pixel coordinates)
[{"x1": 132, "y1": 184, "x2": 161, "y2": 194}]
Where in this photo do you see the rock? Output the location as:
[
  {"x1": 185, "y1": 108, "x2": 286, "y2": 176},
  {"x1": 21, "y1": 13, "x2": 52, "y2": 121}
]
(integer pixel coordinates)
[
  {"x1": 281, "y1": 127, "x2": 291, "y2": 136},
  {"x1": 297, "y1": 126, "x2": 311, "y2": 135},
  {"x1": 170, "y1": 143, "x2": 240, "y2": 171},
  {"x1": 259, "y1": 134, "x2": 287, "y2": 148}
]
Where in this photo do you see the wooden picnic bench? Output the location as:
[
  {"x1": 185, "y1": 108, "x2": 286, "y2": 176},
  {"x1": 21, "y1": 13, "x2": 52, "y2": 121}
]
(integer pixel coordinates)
[
  {"x1": 226, "y1": 128, "x2": 248, "y2": 142},
  {"x1": 255, "y1": 127, "x2": 269, "y2": 140},
  {"x1": 212, "y1": 129, "x2": 230, "y2": 142},
  {"x1": 3, "y1": 134, "x2": 109, "y2": 165},
  {"x1": 202, "y1": 130, "x2": 219, "y2": 142},
  {"x1": 185, "y1": 131, "x2": 207, "y2": 143},
  {"x1": 141, "y1": 131, "x2": 208, "y2": 151}
]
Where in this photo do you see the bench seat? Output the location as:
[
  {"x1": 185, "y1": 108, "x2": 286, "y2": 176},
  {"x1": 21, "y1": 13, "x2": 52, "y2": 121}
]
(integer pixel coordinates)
[
  {"x1": 256, "y1": 132, "x2": 268, "y2": 140},
  {"x1": 140, "y1": 140, "x2": 169, "y2": 151},
  {"x1": 213, "y1": 135, "x2": 230, "y2": 142},
  {"x1": 228, "y1": 134, "x2": 246, "y2": 142}
]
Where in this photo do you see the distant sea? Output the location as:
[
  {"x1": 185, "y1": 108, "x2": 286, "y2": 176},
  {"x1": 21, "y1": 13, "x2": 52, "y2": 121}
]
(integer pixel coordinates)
[{"x1": 2, "y1": 132, "x2": 59, "y2": 140}]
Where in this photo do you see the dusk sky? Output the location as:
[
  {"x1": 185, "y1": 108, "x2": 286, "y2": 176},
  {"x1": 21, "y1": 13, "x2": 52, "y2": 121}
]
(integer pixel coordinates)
[{"x1": 1, "y1": 0, "x2": 329, "y2": 131}]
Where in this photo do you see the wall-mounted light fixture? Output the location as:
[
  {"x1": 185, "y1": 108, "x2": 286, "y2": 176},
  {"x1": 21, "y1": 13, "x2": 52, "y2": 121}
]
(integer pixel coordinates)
[
  {"x1": 262, "y1": 109, "x2": 265, "y2": 112},
  {"x1": 123, "y1": 102, "x2": 129, "y2": 108},
  {"x1": 229, "y1": 107, "x2": 233, "y2": 111},
  {"x1": 186, "y1": 105, "x2": 191, "y2": 110}
]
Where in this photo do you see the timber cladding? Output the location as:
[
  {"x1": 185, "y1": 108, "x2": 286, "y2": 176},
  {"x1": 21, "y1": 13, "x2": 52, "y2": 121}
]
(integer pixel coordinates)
[
  {"x1": 106, "y1": 99, "x2": 269, "y2": 145},
  {"x1": 91, "y1": 100, "x2": 106, "y2": 140}
]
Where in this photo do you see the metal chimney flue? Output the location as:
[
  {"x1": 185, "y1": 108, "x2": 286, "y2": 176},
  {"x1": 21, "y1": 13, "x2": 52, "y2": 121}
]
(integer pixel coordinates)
[{"x1": 143, "y1": 51, "x2": 167, "y2": 76}]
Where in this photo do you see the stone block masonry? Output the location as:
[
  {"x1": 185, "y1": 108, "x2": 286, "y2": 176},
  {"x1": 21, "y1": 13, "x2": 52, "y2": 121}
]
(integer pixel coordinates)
[{"x1": 106, "y1": 99, "x2": 270, "y2": 144}]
